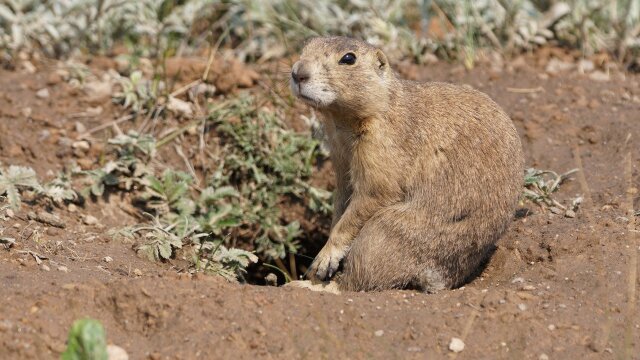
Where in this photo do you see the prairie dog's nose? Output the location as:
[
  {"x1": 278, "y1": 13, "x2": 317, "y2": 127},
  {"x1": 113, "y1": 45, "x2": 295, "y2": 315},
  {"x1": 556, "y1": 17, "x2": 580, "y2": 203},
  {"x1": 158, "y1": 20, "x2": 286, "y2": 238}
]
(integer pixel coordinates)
[{"x1": 291, "y1": 62, "x2": 310, "y2": 84}]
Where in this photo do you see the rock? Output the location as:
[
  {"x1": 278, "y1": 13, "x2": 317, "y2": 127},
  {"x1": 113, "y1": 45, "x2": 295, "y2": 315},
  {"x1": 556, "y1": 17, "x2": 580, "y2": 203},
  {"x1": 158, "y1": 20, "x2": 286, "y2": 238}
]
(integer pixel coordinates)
[
  {"x1": 540, "y1": 2, "x2": 571, "y2": 29},
  {"x1": 36, "y1": 88, "x2": 50, "y2": 99},
  {"x1": 565, "y1": 209, "x2": 576, "y2": 218},
  {"x1": 374, "y1": 330, "x2": 384, "y2": 337},
  {"x1": 22, "y1": 61, "x2": 36, "y2": 73},
  {"x1": 166, "y1": 96, "x2": 194, "y2": 118},
  {"x1": 5, "y1": 209, "x2": 14, "y2": 218},
  {"x1": 133, "y1": 268, "x2": 142, "y2": 276},
  {"x1": 56, "y1": 69, "x2": 70, "y2": 81},
  {"x1": 77, "y1": 158, "x2": 95, "y2": 170},
  {"x1": 539, "y1": 354, "x2": 549, "y2": 360},
  {"x1": 283, "y1": 280, "x2": 341, "y2": 294},
  {"x1": 550, "y1": 206, "x2": 564, "y2": 215},
  {"x1": 74, "y1": 121, "x2": 87, "y2": 134},
  {"x1": 518, "y1": 303, "x2": 528, "y2": 311},
  {"x1": 589, "y1": 71, "x2": 610, "y2": 82},
  {"x1": 28, "y1": 211, "x2": 66, "y2": 228},
  {"x1": 83, "y1": 81, "x2": 112, "y2": 105},
  {"x1": 103, "y1": 256, "x2": 113, "y2": 263},
  {"x1": 114, "y1": 56, "x2": 131, "y2": 75},
  {"x1": 449, "y1": 337, "x2": 465, "y2": 353},
  {"x1": 72, "y1": 140, "x2": 91, "y2": 152},
  {"x1": 41, "y1": 264, "x2": 50, "y2": 271},
  {"x1": 67, "y1": 203, "x2": 78, "y2": 213},
  {"x1": 107, "y1": 345, "x2": 129, "y2": 360},
  {"x1": 83, "y1": 215, "x2": 99, "y2": 226},
  {"x1": 578, "y1": 59, "x2": 595, "y2": 73},
  {"x1": 422, "y1": 53, "x2": 438, "y2": 64},
  {"x1": 46, "y1": 72, "x2": 63, "y2": 85},
  {"x1": 265, "y1": 273, "x2": 278, "y2": 286},
  {"x1": 57, "y1": 265, "x2": 69, "y2": 273},
  {"x1": 545, "y1": 58, "x2": 574, "y2": 74},
  {"x1": 511, "y1": 277, "x2": 525, "y2": 284},
  {"x1": 189, "y1": 83, "x2": 217, "y2": 100},
  {"x1": 21, "y1": 107, "x2": 32, "y2": 118}
]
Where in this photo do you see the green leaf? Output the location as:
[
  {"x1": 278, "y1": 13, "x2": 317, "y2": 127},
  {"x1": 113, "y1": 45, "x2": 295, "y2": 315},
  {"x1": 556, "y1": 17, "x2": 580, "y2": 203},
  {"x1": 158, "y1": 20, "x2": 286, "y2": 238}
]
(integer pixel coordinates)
[{"x1": 61, "y1": 318, "x2": 108, "y2": 360}]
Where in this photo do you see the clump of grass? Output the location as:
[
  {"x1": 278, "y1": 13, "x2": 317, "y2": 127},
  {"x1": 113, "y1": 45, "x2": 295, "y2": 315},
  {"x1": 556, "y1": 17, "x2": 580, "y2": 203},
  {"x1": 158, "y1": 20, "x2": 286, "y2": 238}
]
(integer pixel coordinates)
[
  {"x1": 0, "y1": 165, "x2": 77, "y2": 210},
  {"x1": 522, "y1": 167, "x2": 580, "y2": 214},
  {"x1": 208, "y1": 95, "x2": 331, "y2": 260}
]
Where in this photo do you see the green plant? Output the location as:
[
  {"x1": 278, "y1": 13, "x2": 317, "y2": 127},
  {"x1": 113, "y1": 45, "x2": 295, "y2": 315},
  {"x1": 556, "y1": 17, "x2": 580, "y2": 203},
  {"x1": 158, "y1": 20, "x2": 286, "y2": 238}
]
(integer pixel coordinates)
[
  {"x1": 113, "y1": 70, "x2": 163, "y2": 114},
  {"x1": 192, "y1": 239, "x2": 258, "y2": 282},
  {"x1": 61, "y1": 318, "x2": 108, "y2": 360},
  {"x1": 208, "y1": 95, "x2": 331, "y2": 260},
  {"x1": 79, "y1": 131, "x2": 156, "y2": 197},
  {"x1": 0, "y1": 165, "x2": 42, "y2": 210},
  {"x1": 42, "y1": 171, "x2": 78, "y2": 205},
  {"x1": 522, "y1": 167, "x2": 579, "y2": 210},
  {"x1": 133, "y1": 215, "x2": 204, "y2": 261}
]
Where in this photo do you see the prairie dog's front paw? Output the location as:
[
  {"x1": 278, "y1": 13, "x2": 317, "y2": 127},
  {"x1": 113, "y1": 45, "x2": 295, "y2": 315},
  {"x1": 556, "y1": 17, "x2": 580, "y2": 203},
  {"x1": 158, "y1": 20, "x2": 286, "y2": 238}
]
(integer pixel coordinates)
[{"x1": 309, "y1": 245, "x2": 347, "y2": 281}]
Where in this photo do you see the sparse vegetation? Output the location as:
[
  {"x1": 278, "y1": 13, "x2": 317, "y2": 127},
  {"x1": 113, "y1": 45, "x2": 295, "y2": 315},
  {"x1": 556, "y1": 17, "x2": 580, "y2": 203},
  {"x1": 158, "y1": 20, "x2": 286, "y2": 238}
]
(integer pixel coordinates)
[
  {"x1": 1, "y1": 1, "x2": 639, "y2": 65},
  {"x1": 522, "y1": 167, "x2": 581, "y2": 215}
]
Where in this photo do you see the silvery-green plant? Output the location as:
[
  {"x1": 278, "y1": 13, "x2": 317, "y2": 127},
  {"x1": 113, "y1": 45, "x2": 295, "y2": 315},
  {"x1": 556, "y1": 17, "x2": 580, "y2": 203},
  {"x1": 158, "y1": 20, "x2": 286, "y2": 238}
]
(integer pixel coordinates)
[{"x1": 0, "y1": 165, "x2": 42, "y2": 210}]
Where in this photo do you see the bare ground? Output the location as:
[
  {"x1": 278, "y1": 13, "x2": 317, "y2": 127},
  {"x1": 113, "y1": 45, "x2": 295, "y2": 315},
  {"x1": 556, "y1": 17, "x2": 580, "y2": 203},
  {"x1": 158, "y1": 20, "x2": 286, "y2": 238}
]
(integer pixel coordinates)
[{"x1": 1, "y1": 53, "x2": 639, "y2": 359}]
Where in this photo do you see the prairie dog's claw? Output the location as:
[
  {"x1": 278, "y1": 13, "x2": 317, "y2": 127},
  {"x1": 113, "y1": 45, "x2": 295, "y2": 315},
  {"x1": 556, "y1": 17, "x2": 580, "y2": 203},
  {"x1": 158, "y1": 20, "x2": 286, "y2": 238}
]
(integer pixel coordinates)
[{"x1": 310, "y1": 245, "x2": 346, "y2": 281}]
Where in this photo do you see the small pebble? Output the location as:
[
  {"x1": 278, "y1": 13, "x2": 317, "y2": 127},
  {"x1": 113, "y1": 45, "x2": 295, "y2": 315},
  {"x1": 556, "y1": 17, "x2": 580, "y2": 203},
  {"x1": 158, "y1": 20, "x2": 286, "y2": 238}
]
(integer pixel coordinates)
[
  {"x1": 511, "y1": 277, "x2": 525, "y2": 284},
  {"x1": 133, "y1": 268, "x2": 142, "y2": 276},
  {"x1": 518, "y1": 303, "x2": 527, "y2": 311},
  {"x1": 548, "y1": 324, "x2": 556, "y2": 331},
  {"x1": 550, "y1": 206, "x2": 563, "y2": 215},
  {"x1": 74, "y1": 122, "x2": 87, "y2": 134},
  {"x1": 107, "y1": 345, "x2": 129, "y2": 360},
  {"x1": 103, "y1": 256, "x2": 113, "y2": 263},
  {"x1": 539, "y1": 354, "x2": 549, "y2": 360},
  {"x1": 57, "y1": 266, "x2": 69, "y2": 273},
  {"x1": 36, "y1": 88, "x2": 50, "y2": 99},
  {"x1": 68, "y1": 204, "x2": 78, "y2": 213},
  {"x1": 374, "y1": 330, "x2": 384, "y2": 337},
  {"x1": 265, "y1": 273, "x2": 278, "y2": 286},
  {"x1": 449, "y1": 337, "x2": 465, "y2": 353},
  {"x1": 565, "y1": 210, "x2": 576, "y2": 218},
  {"x1": 83, "y1": 215, "x2": 99, "y2": 225},
  {"x1": 41, "y1": 264, "x2": 50, "y2": 272}
]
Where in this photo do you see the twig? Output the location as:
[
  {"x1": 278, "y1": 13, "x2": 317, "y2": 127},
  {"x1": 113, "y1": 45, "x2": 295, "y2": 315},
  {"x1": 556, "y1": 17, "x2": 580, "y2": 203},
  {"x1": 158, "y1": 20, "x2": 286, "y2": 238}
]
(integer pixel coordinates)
[
  {"x1": 156, "y1": 119, "x2": 202, "y2": 148},
  {"x1": 203, "y1": 26, "x2": 231, "y2": 81},
  {"x1": 507, "y1": 86, "x2": 545, "y2": 93},
  {"x1": 78, "y1": 114, "x2": 135, "y2": 138},
  {"x1": 174, "y1": 144, "x2": 201, "y2": 188}
]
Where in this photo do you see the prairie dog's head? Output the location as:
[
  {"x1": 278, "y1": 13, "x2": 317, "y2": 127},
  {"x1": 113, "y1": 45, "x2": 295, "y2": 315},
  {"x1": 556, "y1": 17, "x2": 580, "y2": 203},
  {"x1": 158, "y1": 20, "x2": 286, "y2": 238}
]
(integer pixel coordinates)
[{"x1": 290, "y1": 37, "x2": 394, "y2": 117}]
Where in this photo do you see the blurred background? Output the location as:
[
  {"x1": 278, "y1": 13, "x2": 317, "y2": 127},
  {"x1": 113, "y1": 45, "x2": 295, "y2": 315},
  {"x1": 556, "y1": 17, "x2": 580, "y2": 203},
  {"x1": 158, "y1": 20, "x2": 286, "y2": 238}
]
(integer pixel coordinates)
[{"x1": 1, "y1": 0, "x2": 639, "y2": 66}]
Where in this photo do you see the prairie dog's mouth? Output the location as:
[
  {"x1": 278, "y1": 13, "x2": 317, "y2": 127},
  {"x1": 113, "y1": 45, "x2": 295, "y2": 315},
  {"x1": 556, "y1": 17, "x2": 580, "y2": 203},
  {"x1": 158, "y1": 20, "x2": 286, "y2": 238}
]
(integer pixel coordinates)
[{"x1": 290, "y1": 80, "x2": 336, "y2": 108}]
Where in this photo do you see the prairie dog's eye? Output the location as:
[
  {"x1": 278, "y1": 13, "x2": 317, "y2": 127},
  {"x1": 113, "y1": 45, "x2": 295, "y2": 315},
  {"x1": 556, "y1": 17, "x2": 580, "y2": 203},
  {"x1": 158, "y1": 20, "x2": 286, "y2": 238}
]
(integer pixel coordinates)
[{"x1": 338, "y1": 52, "x2": 356, "y2": 65}]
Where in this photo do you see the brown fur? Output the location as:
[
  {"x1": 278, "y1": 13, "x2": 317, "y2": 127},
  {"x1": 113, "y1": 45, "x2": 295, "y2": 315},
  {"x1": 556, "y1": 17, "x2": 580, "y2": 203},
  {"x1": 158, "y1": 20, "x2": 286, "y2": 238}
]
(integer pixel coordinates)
[{"x1": 290, "y1": 37, "x2": 524, "y2": 292}]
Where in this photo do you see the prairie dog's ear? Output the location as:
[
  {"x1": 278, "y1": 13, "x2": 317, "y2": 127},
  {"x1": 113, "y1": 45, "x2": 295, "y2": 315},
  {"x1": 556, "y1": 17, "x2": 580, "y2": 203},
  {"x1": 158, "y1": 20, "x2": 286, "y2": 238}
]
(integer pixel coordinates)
[{"x1": 375, "y1": 49, "x2": 389, "y2": 75}]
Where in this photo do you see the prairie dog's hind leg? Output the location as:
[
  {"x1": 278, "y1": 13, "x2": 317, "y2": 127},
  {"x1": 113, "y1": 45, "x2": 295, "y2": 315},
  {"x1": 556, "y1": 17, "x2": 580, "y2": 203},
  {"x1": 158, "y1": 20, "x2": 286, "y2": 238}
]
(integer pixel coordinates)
[{"x1": 338, "y1": 205, "x2": 451, "y2": 292}]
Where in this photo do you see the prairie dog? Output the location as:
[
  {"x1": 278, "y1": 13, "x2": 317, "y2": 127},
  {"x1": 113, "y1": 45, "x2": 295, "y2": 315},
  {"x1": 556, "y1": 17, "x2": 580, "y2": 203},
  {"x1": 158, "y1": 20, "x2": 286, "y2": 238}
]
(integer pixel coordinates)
[{"x1": 290, "y1": 37, "x2": 523, "y2": 292}]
